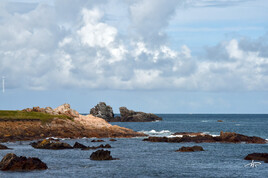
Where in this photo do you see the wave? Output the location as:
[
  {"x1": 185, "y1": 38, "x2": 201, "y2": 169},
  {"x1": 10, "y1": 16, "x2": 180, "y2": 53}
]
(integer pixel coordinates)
[{"x1": 140, "y1": 130, "x2": 173, "y2": 136}]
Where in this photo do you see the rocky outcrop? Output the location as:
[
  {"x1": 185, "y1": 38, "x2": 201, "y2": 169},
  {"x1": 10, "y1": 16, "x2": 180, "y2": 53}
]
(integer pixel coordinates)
[
  {"x1": 176, "y1": 146, "x2": 204, "y2": 152},
  {"x1": 90, "y1": 149, "x2": 117, "y2": 160},
  {"x1": 30, "y1": 139, "x2": 73, "y2": 149},
  {"x1": 23, "y1": 103, "x2": 79, "y2": 118},
  {"x1": 110, "y1": 107, "x2": 162, "y2": 122},
  {"x1": 244, "y1": 153, "x2": 268, "y2": 163},
  {"x1": 0, "y1": 153, "x2": 47, "y2": 171},
  {"x1": 73, "y1": 142, "x2": 87, "y2": 149},
  {"x1": 143, "y1": 132, "x2": 267, "y2": 144},
  {"x1": 90, "y1": 102, "x2": 114, "y2": 122},
  {"x1": 1, "y1": 105, "x2": 146, "y2": 142},
  {"x1": 0, "y1": 144, "x2": 9, "y2": 150}
]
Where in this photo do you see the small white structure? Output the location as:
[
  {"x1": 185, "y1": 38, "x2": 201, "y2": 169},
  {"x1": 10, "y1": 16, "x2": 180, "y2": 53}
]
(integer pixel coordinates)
[
  {"x1": 244, "y1": 160, "x2": 261, "y2": 168},
  {"x1": 2, "y1": 76, "x2": 5, "y2": 93}
]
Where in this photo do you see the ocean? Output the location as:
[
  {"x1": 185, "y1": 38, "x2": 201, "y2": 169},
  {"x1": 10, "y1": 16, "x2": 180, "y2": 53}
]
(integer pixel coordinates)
[{"x1": 0, "y1": 114, "x2": 267, "y2": 178}]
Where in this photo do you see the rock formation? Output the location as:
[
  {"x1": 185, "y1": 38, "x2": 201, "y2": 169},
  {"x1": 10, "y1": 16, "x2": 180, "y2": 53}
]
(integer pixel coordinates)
[
  {"x1": 244, "y1": 153, "x2": 268, "y2": 163},
  {"x1": 0, "y1": 144, "x2": 9, "y2": 150},
  {"x1": 90, "y1": 149, "x2": 117, "y2": 160},
  {"x1": 30, "y1": 139, "x2": 73, "y2": 149},
  {"x1": 0, "y1": 153, "x2": 47, "y2": 171},
  {"x1": 23, "y1": 103, "x2": 79, "y2": 118},
  {"x1": 90, "y1": 102, "x2": 114, "y2": 121},
  {"x1": 176, "y1": 146, "x2": 204, "y2": 152},
  {"x1": 143, "y1": 132, "x2": 267, "y2": 144},
  {"x1": 111, "y1": 107, "x2": 162, "y2": 122}
]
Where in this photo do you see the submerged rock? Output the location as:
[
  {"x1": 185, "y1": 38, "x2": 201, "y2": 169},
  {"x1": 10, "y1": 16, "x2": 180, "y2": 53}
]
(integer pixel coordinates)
[
  {"x1": 244, "y1": 153, "x2": 268, "y2": 163},
  {"x1": 82, "y1": 144, "x2": 111, "y2": 150},
  {"x1": 143, "y1": 132, "x2": 267, "y2": 144},
  {"x1": 30, "y1": 139, "x2": 73, "y2": 149},
  {"x1": 0, "y1": 153, "x2": 47, "y2": 171},
  {"x1": 176, "y1": 146, "x2": 204, "y2": 152},
  {"x1": 90, "y1": 102, "x2": 114, "y2": 122},
  {"x1": 0, "y1": 144, "x2": 9, "y2": 150},
  {"x1": 90, "y1": 149, "x2": 117, "y2": 160},
  {"x1": 91, "y1": 139, "x2": 104, "y2": 142}
]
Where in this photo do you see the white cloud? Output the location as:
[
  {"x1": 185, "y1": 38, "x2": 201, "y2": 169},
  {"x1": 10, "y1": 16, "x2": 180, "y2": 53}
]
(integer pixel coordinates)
[{"x1": 0, "y1": 0, "x2": 267, "y2": 92}]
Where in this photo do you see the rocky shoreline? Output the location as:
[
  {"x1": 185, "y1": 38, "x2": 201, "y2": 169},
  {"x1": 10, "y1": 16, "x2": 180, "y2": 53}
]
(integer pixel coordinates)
[{"x1": 0, "y1": 104, "x2": 146, "y2": 143}]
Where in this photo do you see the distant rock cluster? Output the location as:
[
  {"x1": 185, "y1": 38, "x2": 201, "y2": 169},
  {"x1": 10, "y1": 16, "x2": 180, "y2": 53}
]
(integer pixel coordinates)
[{"x1": 90, "y1": 102, "x2": 162, "y2": 122}]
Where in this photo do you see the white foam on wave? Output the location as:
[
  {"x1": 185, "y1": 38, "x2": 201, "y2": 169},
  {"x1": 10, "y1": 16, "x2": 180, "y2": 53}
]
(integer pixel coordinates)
[
  {"x1": 140, "y1": 129, "x2": 173, "y2": 136},
  {"x1": 201, "y1": 120, "x2": 209, "y2": 122}
]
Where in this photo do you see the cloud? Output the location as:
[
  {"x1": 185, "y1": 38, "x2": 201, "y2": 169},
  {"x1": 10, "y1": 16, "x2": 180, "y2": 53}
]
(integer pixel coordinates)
[{"x1": 0, "y1": 0, "x2": 267, "y2": 92}]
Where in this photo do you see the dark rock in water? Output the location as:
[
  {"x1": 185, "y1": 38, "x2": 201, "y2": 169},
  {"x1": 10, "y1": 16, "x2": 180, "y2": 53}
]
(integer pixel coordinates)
[
  {"x1": 90, "y1": 102, "x2": 114, "y2": 121},
  {"x1": 91, "y1": 139, "x2": 104, "y2": 142},
  {"x1": 82, "y1": 144, "x2": 112, "y2": 150},
  {"x1": 244, "y1": 153, "x2": 268, "y2": 163},
  {"x1": 0, "y1": 153, "x2": 47, "y2": 171},
  {"x1": 90, "y1": 149, "x2": 117, "y2": 160},
  {"x1": 0, "y1": 144, "x2": 9, "y2": 150},
  {"x1": 172, "y1": 132, "x2": 203, "y2": 136},
  {"x1": 176, "y1": 146, "x2": 204, "y2": 152},
  {"x1": 30, "y1": 139, "x2": 73, "y2": 149},
  {"x1": 111, "y1": 107, "x2": 162, "y2": 122},
  {"x1": 109, "y1": 139, "x2": 117, "y2": 142},
  {"x1": 73, "y1": 142, "x2": 87, "y2": 149},
  {"x1": 217, "y1": 120, "x2": 223, "y2": 122},
  {"x1": 143, "y1": 132, "x2": 267, "y2": 144}
]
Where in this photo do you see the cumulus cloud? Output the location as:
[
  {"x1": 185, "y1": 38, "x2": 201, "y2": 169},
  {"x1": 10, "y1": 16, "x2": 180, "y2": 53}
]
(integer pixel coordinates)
[{"x1": 0, "y1": 0, "x2": 267, "y2": 92}]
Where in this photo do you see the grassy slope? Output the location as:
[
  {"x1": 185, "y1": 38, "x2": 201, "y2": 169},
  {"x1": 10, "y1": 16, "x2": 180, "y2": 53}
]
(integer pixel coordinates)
[{"x1": 0, "y1": 110, "x2": 72, "y2": 123}]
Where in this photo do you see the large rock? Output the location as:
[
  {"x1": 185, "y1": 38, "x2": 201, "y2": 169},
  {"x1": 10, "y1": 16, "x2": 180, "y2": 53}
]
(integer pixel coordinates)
[
  {"x1": 244, "y1": 153, "x2": 268, "y2": 163},
  {"x1": 176, "y1": 146, "x2": 204, "y2": 152},
  {"x1": 112, "y1": 107, "x2": 162, "y2": 122},
  {"x1": 0, "y1": 153, "x2": 47, "y2": 171},
  {"x1": 143, "y1": 132, "x2": 267, "y2": 144},
  {"x1": 0, "y1": 144, "x2": 9, "y2": 150},
  {"x1": 90, "y1": 102, "x2": 114, "y2": 122},
  {"x1": 90, "y1": 149, "x2": 117, "y2": 160},
  {"x1": 30, "y1": 139, "x2": 73, "y2": 149},
  {"x1": 53, "y1": 103, "x2": 79, "y2": 118}
]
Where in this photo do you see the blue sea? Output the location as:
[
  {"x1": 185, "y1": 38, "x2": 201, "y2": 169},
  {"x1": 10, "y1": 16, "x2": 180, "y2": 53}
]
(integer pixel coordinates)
[{"x1": 0, "y1": 114, "x2": 268, "y2": 178}]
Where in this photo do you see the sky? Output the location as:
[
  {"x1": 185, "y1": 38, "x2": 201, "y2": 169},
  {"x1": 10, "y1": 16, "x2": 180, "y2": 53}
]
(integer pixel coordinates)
[{"x1": 0, "y1": 0, "x2": 268, "y2": 113}]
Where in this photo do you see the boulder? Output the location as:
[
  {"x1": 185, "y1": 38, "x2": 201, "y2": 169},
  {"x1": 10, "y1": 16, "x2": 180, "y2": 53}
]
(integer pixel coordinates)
[
  {"x1": 244, "y1": 153, "x2": 268, "y2": 163},
  {"x1": 30, "y1": 139, "x2": 73, "y2": 149},
  {"x1": 90, "y1": 149, "x2": 117, "y2": 160},
  {"x1": 109, "y1": 139, "x2": 117, "y2": 142},
  {"x1": 90, "y1": 102, "x2": 114, "y2": 122},
  {"x1": 176, "y1": 146, "x2": 204, "y2": 152},
  {"x1": 113, "y1": 107, "x2": 162, "y2": 122},
  {"x1": 0, "y1": 144, "x2": 9, "y2": 150},
  {"x1": 73, "y1": 142, "x2": 87, "y2": 149},
  {"x1": 0, "y1": 153, "x2": 47, "y2": 171}
]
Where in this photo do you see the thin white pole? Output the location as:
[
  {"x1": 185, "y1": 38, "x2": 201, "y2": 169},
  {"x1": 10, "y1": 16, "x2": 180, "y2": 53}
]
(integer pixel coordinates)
[{"x1": 2, "y1": 76, "x2": 5, "y2": 93}]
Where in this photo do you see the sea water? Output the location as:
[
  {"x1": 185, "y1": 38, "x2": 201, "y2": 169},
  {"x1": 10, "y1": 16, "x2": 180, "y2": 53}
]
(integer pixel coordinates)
[{"x1": 0, "y1": 114, "x2": 267, "y2": 178}]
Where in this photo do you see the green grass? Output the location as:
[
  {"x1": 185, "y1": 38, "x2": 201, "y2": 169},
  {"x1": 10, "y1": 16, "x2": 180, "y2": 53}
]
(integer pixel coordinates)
[{"x1": 0, "y1": 110, "x2": 73, "y2": 123}]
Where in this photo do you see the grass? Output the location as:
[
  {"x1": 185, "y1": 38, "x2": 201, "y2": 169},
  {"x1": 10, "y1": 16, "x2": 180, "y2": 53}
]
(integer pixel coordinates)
[{"x1": 0, "y1": 110, "x2": 73, "y2": 123}]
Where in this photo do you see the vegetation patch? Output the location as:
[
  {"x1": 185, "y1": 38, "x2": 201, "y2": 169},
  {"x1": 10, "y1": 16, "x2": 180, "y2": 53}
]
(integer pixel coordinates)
[{"x1": 0, "y1": 110, "x2": 72, "y2": 123}]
